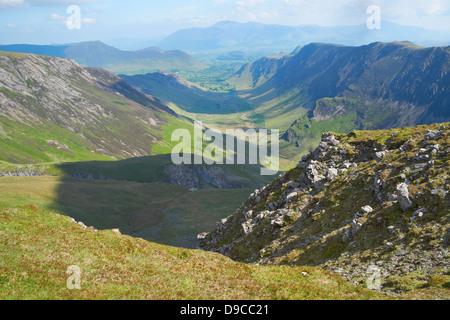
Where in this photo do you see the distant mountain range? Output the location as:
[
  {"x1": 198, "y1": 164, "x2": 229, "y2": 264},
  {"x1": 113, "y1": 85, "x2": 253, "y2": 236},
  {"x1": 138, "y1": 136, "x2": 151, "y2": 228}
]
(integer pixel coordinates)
[
  {"x1": 159, "y1": 20, "x2": 450, "y2": 55},
  {"x1": 0, "y1": 41, "x2": 207, "y2": 75},
  {"x1": 228, "y1": 41, "x2": 450, "y2": 160}
]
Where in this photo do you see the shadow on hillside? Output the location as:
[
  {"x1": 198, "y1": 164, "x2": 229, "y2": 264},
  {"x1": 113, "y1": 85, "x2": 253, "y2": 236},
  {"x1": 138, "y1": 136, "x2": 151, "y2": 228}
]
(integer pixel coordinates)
[{"x1": 53, "y1": 154, "x2": 272, "y2": 249}]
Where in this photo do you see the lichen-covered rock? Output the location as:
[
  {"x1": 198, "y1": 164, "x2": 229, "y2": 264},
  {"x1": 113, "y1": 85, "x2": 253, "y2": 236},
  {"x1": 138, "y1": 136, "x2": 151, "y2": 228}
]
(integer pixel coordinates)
[
  {"x1": 424, "y1": 130, "x2": 442, "y2": 141},
  {"x1": 396, "y1": 183, "x2": 413, "y2": 211},
  {"x1": 326, "y1": 168, "x2": 338, "y2": 181},
  {"x1": 373, "y1": 151, "x2": 386, "y2": 162}
]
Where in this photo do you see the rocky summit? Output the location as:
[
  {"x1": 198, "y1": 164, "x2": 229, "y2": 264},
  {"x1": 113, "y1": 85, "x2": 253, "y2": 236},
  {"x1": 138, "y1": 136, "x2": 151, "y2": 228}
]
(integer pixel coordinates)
[{"x1": 200, "y1": 122, "x2": 449, "y2": 293}]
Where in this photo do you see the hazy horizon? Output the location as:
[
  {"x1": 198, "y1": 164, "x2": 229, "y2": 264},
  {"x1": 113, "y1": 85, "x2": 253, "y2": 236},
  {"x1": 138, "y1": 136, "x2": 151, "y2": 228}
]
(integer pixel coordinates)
[
  {"x1": 0, "y1": 0, "x2": 449, "y2": 49},
  {"x1": 0, "y1": 19, "x2": 449, "y2": 52}
]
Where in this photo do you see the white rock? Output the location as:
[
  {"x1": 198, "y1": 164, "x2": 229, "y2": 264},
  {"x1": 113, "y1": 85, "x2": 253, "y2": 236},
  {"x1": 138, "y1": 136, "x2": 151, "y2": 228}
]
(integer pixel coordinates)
[
  {"x1": 411, "y1": 208, "x2": 427, "y2": 223},
  {"x1": 361, "y1": 205, "x2": 374, "y2": 214},
  {"x1": 286, "y1": 192, "x2": 298, "y2": 202},
  {"x1": 326, "y1": 168, "x2": 339, "y2": 181},
  {"x1": 373, "y1": 151, "x2": 386, "y2": 162},
  {"x1": 396, "y1": 183, "x2": 413, "y2": 211}
]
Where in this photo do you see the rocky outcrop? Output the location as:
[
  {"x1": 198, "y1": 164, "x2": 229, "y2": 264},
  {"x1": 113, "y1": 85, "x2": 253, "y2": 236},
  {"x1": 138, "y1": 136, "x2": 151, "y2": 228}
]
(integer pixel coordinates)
[
  {"x1": 199, "y1": 123, "x2": 450, "y2": 293},
  {"x1": 396, "y1": 183, "x2": 413, "y2": 211},
  {"x1": 164, "y1": 164, "x2": 246, "y2": 189},
  {"x1": 0, "y1": 165, "x2": 48, "y2": 178},
  {"x1": 164, "y1": 164, "x2": 200, "y2": 188}
]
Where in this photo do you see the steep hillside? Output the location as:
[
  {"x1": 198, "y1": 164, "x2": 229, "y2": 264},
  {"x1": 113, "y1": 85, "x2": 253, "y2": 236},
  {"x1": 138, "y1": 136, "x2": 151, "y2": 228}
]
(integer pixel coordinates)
[
  {"x1": 200, "y1": 123, "x2": 450, "y2": 294},
  {"x1": 230, "y1": 42, "x2": 450, "y2": 161},
  {"x1": 121, "y1": 72, "x2": 251, "y2": 115},
  {"x1": 0, "y1": 205, "x2": 391, "y2": 300},
  {"x1": 228, "y1": 55, "x2": 292, "y2": 90},
  {"x1": 0, "y1": 42, "x2": 207, "y2": 75},
  {"x1": 0, "y1": 51, "x2": 191, "y2": 164}
]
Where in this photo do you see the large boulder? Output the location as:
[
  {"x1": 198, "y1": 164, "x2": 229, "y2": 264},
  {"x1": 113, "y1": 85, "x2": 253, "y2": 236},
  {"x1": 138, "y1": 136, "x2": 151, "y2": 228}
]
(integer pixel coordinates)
[{"x1": 396, "y1": 183, "x2": 413, "y2": 211}]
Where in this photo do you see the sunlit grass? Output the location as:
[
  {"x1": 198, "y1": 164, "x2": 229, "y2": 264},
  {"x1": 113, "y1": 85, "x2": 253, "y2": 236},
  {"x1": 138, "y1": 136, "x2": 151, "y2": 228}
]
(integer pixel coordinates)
[{"x1": 0, "y1": 206, "x2": 387, "y2": 300}]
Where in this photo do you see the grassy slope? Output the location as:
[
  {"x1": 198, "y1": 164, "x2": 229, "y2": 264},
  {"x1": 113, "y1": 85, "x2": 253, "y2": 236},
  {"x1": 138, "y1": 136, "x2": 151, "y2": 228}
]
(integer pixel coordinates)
[
  {"x1": 118, "y1": 60, "x2": 304, "y2": 168},
  {"x1": 0, "y1": 117, "x2": 112, "y2": 165},
  {"x1": 154, "y1": 101, "x2": 299, "y2": 171},
  {"x1": 115, "y1": 58, "x2": 301, "y2": 170},
  {"x1": 0, "y1": 176, "x2": 255, "y2": 248},
  {"x1": 0, "y1": 205, "x2": 387, "y2": 300},
  {"x1": 0, "y1": 109, "x2": 197, "y2": 166}
]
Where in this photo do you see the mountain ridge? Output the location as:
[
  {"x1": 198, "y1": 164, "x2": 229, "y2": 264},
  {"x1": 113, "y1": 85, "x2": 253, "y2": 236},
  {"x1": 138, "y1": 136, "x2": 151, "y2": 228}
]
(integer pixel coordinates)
[
  {"x1": 228, "y1": 41, "x2": 450, "y2": 161},
  {"x1": 0, "y1": 41, "x2": 207, "y2": 75}
]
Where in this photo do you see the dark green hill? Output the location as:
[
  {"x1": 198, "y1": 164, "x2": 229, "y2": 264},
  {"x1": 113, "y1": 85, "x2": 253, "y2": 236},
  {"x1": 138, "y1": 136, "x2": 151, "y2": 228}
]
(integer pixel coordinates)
[{"x1": 121, "y1": 72, "x2": 251, "y2": 114}]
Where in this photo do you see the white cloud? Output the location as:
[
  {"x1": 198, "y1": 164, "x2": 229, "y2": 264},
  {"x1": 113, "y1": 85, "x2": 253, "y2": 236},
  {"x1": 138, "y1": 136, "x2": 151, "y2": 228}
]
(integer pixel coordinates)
[
  {"x1": 234, "y1": 0, "x2": 269, "y2": 23},
  {"x1": 270, "y1": 0, "x2": 449, "y2": 28},
  {"x1": 0, "y1": 0, "x2": 24, "y2": 9},
  {"x1": 385, "y1": 0, "x2": 449, "y2": 17},
  {"x1": 82, "y1": 17, "x2": 95, "y2": 24},
  {"x1": 260, "y1": 11, "x2": 279, "y2": 19},
  {"x1": 0, "y1": 0, "x2": 99, "y2": 10},
  {"x1": 27, "y1": 0, "x2": 98, "y2": 5},
  {"x1": 0, "y1": 0, "x2": 23, "y2": 4},
  {"x1": 236, "y1": 0, "x2": 265, "y2": 8},
  {"x1": 50, "y1": 12, "x2": 96, "y2": 25},
  {"x1": 50, "y1": 12, "x2": 65, "y2": 20},
  {"x1": 368, "y1": 0, "x2": 450, "y2": 30},
  {"x1": 247, "y1": 12, "x2": 257, "y2": 20}
]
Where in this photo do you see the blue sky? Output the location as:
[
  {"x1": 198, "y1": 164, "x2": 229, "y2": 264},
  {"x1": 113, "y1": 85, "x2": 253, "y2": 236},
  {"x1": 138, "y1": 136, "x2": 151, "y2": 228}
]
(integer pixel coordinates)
[{"x1": 1, "y1": 0, "x2": 449, "y2": 46}]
